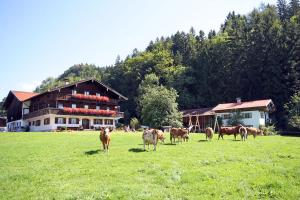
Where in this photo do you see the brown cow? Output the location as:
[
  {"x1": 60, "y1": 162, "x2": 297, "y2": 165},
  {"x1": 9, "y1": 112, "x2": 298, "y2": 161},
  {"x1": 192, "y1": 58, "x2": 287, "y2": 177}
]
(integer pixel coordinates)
[
  {"x1": 170, "y1": 128, "x2": 189, "y2": 143},
  {"x1": 156, "y1": 130, "x2": 165, "y2": 143},
  {"x1": 218, "y1": 125, "x2": 243, "y2": 140},
  {"x1": 205, "y1": 127, "x2": 214, "y2": 140},
  {"x1": 246, "y1": 127, "x2": 263, "y2": 139},
  {"x1": 100, "y1": 127, "x2": 111, "y2": 152}
]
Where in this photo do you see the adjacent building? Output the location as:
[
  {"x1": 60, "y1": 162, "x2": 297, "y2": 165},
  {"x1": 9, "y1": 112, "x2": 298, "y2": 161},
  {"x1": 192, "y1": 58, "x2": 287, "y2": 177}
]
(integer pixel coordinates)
[
  {"x1": 182, "y1": 98, "x2": 275, "y2": 130},
  {"x1": 3, "y1": 79, "x2": 127, "y2": 132}
]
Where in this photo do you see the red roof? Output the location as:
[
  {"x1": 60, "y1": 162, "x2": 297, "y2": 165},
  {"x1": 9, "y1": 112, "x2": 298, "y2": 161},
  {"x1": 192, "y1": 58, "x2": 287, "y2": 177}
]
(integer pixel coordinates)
[
  {"x1": 11, "y1": 91, "x2": 39, "y2": 102},
  {"x1": 182, "y1": 107, "x2": 215, "y2": 117},
  {"x1": 212, "y1": 99, "x2": 274, "y2": 112}
]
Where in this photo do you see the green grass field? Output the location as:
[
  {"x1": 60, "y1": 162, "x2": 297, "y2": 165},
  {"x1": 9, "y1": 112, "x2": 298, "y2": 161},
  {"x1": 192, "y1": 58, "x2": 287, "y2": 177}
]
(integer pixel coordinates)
[{"x1": 0, "y1": 131, "x2": 299, "y2": 200}]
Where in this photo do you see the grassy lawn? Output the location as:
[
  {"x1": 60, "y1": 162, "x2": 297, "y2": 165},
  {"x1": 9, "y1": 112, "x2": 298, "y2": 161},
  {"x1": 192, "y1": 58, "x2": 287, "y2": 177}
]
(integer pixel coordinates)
[{"x1": 0, "y1": 131, "x2": 299, "y2": 200}]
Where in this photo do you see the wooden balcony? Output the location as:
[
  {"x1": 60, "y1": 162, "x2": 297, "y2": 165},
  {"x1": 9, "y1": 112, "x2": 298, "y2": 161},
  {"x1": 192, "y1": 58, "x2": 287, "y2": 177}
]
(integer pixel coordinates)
[
  {"x1": 56, "y1": 94, "x2": 119, "y2": 105},
  {"x1": 23, "y1": 107, "x2": 124, "y2": 120}
]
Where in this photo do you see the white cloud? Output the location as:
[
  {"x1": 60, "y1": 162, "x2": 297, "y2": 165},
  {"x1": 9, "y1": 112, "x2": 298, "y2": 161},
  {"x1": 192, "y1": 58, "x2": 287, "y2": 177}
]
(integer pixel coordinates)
[{"x1": 19, "y1": 81, "x2": 41, "y2": 92}]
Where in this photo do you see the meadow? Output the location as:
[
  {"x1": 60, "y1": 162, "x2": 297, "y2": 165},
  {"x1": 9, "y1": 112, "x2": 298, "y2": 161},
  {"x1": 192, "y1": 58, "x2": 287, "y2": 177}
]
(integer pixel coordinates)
[{"x1": 0, "y1": 131, "x2": 299, "y2": 200}]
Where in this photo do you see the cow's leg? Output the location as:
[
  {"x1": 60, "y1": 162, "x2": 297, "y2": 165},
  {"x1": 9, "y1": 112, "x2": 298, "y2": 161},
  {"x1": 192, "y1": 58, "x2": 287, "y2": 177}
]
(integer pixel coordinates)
[
  {"x1": 153, "y1": 143, "x2": 156, "y2": 151},
  {"x1": 206, "y1": 134, "x2": 208, "y2": 141},
  {"x1": 143, "y1": 140, "x2": 146, "y2": 151},
  {"x1": 253, "y1": 134, "x2": 256, "y2": 139},
  {"x1": 102, "y1": 143, "x2": 105, "y2": 151},
  {"x1": 234, "y1": 134, "x2": 236, "y2": 140}
]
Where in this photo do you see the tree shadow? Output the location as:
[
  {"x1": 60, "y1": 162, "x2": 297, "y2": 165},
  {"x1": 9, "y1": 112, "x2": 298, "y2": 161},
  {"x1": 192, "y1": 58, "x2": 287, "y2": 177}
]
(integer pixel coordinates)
[
  {"x1": 128, "y1": 148, "x2": 145, "y2": 153},
  {"x1": 84, "y1": 149, "x2": 101, "y2": 155}
]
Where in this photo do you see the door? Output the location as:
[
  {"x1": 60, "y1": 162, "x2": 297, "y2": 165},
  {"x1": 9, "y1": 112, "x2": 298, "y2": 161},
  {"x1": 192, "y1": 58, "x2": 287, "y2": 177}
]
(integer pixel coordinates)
[{"x1": 82, "y1": 119, "x2": 90, "y2": 129}]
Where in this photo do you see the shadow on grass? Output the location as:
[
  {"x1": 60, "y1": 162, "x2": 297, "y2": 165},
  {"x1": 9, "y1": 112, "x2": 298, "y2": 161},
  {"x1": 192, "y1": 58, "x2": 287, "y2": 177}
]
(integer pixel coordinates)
[
  {"x1": 163, "y1": 143, "x2": 177, "y2": 145},
  {"x1": 128, "y1": 148, "x2": 145, "y2": 153},
  {"x1": 84, "y1": 149, "x2": 101, "y2": 155},
  {"x1": 198, "y1": 139, "x2": 208, "y2": 142},
  {"x1": 232, "y1": 139, "x2": 242, "y2": 142}
]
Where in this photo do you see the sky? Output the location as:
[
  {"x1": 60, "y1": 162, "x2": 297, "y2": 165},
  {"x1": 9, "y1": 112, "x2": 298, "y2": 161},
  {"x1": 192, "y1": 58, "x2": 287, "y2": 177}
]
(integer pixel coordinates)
[{"x1": 0, "y1": 0, "x2": 277, "y2": 99}]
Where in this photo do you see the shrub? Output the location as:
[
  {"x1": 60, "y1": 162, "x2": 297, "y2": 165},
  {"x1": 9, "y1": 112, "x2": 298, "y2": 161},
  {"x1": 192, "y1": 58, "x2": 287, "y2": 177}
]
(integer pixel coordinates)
[
  {"x1": 261, "y1": 125, "x2": 277, "y2": 135},
  {"x1": 130, "y1": 118, "x2": 140, "y2": 130}
]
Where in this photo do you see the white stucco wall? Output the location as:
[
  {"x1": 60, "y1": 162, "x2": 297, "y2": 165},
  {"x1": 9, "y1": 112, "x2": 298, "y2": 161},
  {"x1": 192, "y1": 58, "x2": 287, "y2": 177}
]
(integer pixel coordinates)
[
  {"x1": 216, "y1": 110, "x2": 269, "y2": 128},
  {"x1": 27, "y1": 114, "x2": 116, "y2": 132}
]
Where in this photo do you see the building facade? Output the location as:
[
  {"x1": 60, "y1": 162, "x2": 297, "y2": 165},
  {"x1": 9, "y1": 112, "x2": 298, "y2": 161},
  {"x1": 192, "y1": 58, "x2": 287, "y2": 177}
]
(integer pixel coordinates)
[{"x1": 3, "y1": 79, "x2": 127, "y2": 132}]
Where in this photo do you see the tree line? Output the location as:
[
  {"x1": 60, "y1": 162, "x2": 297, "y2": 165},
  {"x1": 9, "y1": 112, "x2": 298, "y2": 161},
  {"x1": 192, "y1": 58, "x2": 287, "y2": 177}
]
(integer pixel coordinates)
[{"x1": 32, "y1": 1, "x2": 300, "y2": 130}]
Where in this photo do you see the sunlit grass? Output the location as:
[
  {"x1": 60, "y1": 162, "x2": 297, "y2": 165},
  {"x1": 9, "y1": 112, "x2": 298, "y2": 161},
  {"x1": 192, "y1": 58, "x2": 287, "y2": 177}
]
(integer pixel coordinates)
[{"x1": 0, "y1": 131, "x2": 299, "y2": 199}]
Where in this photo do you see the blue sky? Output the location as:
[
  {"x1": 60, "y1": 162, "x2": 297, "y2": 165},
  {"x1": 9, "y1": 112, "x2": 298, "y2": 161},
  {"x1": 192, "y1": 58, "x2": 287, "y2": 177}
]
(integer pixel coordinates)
[{"x1": 0, "y1": 0, "x2": 277, "y2": 99}]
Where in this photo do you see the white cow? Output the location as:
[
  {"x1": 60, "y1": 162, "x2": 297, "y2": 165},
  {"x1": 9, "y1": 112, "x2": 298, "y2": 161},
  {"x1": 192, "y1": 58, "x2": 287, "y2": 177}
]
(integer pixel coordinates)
[{"x1": 142, "y1": 129, "x2": 158, "y2": 151}]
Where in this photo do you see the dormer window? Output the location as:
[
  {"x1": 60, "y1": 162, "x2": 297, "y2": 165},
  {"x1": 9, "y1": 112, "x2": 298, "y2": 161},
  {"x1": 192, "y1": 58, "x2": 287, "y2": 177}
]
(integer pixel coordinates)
[
  {"x1": 72, "y1": 90, "x2": 77, "y2": 95},
  {"x1": 96, "y1": 93, "x2": 100, "y2": 97},
  {"x1": 84, "y1": 91, "x2": 89, "y2": 95}
]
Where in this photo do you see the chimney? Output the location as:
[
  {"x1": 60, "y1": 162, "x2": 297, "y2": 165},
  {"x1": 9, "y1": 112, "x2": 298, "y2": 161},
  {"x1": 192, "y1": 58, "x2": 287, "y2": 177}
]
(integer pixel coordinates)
[
  {"x1": 63, "y1": 78, "x2": 70, "y2": 85},
  {"x1": 236, "y1": 97, "x2": 242, "y2": 104}
]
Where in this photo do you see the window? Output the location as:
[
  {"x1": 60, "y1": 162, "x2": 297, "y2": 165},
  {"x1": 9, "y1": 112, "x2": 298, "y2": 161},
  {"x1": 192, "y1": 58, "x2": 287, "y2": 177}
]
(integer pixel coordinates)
[
  {"x1": 260, "y1": 112, "x2": 264, "y2": 119},
  {"x1": 94, "y1": 119, "x2": 103, "y2": 125},
  {"x1": 72, "y1": 90, "x2": 77, "y2": 95},
  {"x1": 32, "y1": 121, "x2": 35, "y2": 126},
  {"x1": 69, "y1": 118, "x2": 79, "y2": 124},
  {"x1": 96, "y1": 106, "x2": 100, "y2": 110},
  {"x1": 96, "y1": 93, "x2": 100, "y2": 97},
  {"x1": 222, "y1": 114, "x2": 231, "y2": 119},
  {"x1": 44, "y1": 118, "x2": 50, "y2": 125},
  {"x1": 23, "y1": 108, "x2": 29, "y2": 115},
  {"x1": 72, "y1": 104, "x2": 76, "y2": 108},
  {"x1": 58, "y1": 103, "x2": 64, "y2": 109},
  {"x1": 84, "y1": 105, "x2": 89, "y2": 109},
  {"x1": 104, "y1": 119, "x2": 113, "y2": 125},
  {"x1": 84, "y1": 91, "x2": 89, "y2": 95},
  {"x1": 106, "y1": 107, "x2": 110, "y2": 111},
  {"x1": 241, "y1": 113, "x2": 252, "y2": 119},
  {"x1": 29, "y1": 122, "x2": 31, "y2": 126},
  {"x1": 55, "y1": 117, "x2": 66, "y2": 124},
  {"x1": 35, "y1": 120, "x2": 41, "y2": 126}
]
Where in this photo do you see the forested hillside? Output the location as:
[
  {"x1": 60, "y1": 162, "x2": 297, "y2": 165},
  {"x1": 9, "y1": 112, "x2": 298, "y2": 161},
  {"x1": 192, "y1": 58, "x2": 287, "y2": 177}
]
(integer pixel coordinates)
[{"x1": 36, "y1": 1, "x2": 300, "y2": 129}]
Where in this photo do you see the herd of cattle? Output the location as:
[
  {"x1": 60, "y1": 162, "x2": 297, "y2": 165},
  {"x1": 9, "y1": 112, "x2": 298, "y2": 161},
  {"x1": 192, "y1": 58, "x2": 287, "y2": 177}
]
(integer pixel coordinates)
[{"x1": 99, "y1": 125, "x2": 264, "y2": 151}]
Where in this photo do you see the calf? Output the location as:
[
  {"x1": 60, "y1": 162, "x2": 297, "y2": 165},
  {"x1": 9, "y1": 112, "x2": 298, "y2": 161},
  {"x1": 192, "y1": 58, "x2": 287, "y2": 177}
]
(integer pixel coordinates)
[
  {"x1": 157, "y1": 130, "x2": 165, "y2": 143},
  {"x1": 142, "y1": 129, "x2": 158, "y2": 151},
  {"x1": 239, "y1": 126, "x2": 247, "y2": 141},
  {"x1": 100, "y1": 127, "x2": 111, "y2": 152},
  {"x1": 205, "y1": 127, "x2": 214, "y2": 140},
  {"x1": 246, "y1": 127, "x2": 263, "y2": 139}
]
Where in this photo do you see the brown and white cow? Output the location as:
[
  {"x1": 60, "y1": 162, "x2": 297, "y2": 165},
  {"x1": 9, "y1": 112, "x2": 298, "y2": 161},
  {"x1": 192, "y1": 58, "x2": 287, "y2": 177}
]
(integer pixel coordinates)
[
  {"x1": 205, "y1": 127, "x2": 214, "y2": 141},
  {"x1": 100, "y1": 127, "x2": 111, "y2": 152},
  {"x1": 218, "y1": 125, "x2": 244, "y2": 140},
  {"x1": 246, "y1": 127, "x2": 263, "y2": 139},
  {"x1": 170, "y1": 128, "x2": 189, "y2": 144},
  {"x1": 142, "y1": 129, "x2": 159, "y2": 151},
  {"x1": 239, "y1": 126, "x2": 248, "y2": 141}
]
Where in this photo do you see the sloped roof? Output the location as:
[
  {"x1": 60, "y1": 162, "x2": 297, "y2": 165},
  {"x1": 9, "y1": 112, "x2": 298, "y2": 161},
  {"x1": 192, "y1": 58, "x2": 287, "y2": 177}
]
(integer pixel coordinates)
[
  {"x1": 11, "y1": 91, "x2": 39, "y2": 102},
  {"x1": 212, "y1": 99, "x2": 274, "y2": 112},
  {"x1": 182, "y1": 107, "x2": 215, "y2": 117},
  {"x1": 25, "y1": 78, "x2": 128, "y2": 101}
]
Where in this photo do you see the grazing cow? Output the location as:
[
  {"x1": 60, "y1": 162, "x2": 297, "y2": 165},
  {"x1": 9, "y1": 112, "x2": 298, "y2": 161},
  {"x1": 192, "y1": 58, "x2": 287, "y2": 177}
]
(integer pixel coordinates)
[
  {"x1": 239, "y1": 126, "x2": 247, "y2": 141},
  {"x1": 205, "y1": 127, "x2": 214, "y2": 140},
  {"x1": 100, "y1": 127, "x2": 111, "y2": 152},
  {"x1": 170, "y1": 128, "x2": 189, "y2": 144},
  {"x1": 142, "y1": 129, "x2": 158, "y2": 151},
  {"x1": 157, "y1": 130, "x2": 165, "y2": 143},
  {"x1": 246, "y1": 127, "x2": 263, "y2": 139},
  {"x1": 218, "y1": 125, "x2": 244, "y2": 140}
]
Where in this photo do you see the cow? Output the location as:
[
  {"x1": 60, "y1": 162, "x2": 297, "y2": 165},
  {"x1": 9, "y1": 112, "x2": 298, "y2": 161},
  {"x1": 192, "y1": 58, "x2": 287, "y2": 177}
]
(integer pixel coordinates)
[
  {"x1": 239, "y1": 126, "x2": 248, "y2": 141},
  {"x1": 170, "y1": 128, "x2": 189, "y2": 144},
  {"x1": 205, "y1": 127, "x2": 214, "y2": 141},
  {"x1": 142, "y1": 129, "x2": 158, "y2": 151},
  {"x1": 246, "y1": 127, "x2": 263, "y2": 139},
  {"x1": 218, "y1": 125, "x2": 244, "y2": 140},
  {"x1": 100, "y1": 127, "x2": 111, "y2": 152},
  {"x1": 156, "y1": 130, "x2": 165, "y2": 143}
]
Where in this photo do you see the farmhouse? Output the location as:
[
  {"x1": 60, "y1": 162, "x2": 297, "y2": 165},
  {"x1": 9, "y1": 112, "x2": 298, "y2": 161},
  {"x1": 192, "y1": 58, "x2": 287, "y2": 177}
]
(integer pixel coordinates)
[
  {"x1": 183, "y1": 98, "x2": 275, "y2": 130},
  {"x1": 3, "y1": 79, "x2": 127, "y2": 132}
]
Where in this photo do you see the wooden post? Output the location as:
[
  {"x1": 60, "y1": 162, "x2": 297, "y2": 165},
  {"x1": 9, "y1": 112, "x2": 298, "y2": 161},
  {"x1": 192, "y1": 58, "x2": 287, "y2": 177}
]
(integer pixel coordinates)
[{"x1": 213, "y1": 115, "x2": 217, "y2": 132}]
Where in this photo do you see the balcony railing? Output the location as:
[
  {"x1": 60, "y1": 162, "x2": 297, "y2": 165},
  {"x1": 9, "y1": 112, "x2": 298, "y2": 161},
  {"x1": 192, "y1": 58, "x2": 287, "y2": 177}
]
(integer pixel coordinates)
[
  {"x1": 23, "y1": 107, "x2": 124, "y2": 120},
  {"x1": 56, "y1": 94, "x2": 119, "y2": 105}
]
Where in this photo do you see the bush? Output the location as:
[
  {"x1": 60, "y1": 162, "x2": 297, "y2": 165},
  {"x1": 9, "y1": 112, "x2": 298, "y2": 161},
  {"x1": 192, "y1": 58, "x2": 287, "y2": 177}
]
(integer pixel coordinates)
[
  {"x1": 130, "y1": 118, "x2": 140, "y2": 130},
  {"x1": 261, "y1": 125, "x2": 277, "y2": 135}
]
